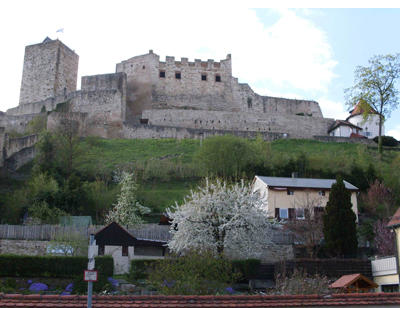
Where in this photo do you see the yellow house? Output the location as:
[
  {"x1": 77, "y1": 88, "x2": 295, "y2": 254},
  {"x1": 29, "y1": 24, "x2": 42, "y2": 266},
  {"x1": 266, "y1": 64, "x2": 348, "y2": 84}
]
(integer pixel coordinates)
[{"x1": 251, "y1": 176, "x2": 359, "y2": 220}]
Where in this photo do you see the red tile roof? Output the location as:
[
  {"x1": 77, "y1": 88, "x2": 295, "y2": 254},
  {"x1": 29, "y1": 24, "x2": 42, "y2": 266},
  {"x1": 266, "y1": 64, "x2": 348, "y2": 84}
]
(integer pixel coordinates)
[
  {"x1": 1, "y1": 293, "x2": 400, "y2": 308},
  {"x1": 329, "y1": 274, "x2": 377, "y2": 289},
  {"x1": 388, "y1": 207, "x2": 400, "y2": 228}
]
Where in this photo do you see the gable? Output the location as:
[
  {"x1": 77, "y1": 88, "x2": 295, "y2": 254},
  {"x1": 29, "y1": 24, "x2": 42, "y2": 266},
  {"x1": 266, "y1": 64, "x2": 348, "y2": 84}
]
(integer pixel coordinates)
[{"x1": 95, "y1": 222, "x2": 138, "y2": 246}]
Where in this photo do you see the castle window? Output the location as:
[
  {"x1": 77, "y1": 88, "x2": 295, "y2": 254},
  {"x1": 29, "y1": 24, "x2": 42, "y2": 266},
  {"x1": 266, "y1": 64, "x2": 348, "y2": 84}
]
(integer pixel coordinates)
[
  {"x1": 142, "y1": 65, "x2": 145, "y2": 69},
  {"x1": 263, "y1": 104, "x2": 266, "y2": 113},
  {"x1": 201, "y1": 74, "x2": 207, "y2": 81},
  {"x1": 247, "y1": 97, "x2": 253, "y2": 109},
  {"x1": 175, "y1": 72, "x2": 181, "y2": 79},
  {"x1": 159, "y1": 70, "x2": 165, "y2": 78},
  {"x1": 215, "y1": 75, "x2": 221, "y2": 82}
]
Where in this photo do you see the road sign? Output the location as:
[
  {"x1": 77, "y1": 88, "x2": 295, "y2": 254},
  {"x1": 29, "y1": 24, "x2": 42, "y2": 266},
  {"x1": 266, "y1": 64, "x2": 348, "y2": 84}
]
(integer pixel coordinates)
[
  {"x1": 88, "y1": 258, "x2": 95, "y2": 270},
  {"x1": 84, "y1": 270, "x2": 98, "y2": 282},
  {"x1": 88, "y1": 245, "x2": 96, "y2": 259}
]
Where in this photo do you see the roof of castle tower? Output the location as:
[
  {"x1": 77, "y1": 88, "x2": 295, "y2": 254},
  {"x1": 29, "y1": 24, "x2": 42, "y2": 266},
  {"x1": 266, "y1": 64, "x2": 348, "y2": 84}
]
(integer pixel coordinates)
[
  {"x1": 42, "y1": 37, "x2": 53, "y2": 44},
  {"x1": 347, "y1": 101, "x2": 380, "y2": 120}
]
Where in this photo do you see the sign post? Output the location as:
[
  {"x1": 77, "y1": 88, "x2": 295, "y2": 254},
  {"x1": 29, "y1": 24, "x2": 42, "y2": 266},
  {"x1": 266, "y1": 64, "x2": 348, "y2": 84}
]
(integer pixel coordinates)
[{"x1": 87, "y1": 234, "x2": 95, "y2": 308}]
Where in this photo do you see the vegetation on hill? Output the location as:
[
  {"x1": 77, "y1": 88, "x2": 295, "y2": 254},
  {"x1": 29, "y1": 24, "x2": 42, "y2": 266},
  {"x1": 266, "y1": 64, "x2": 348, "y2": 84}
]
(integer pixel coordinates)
[{"x1": 1, "y1": 135, "x2": 400, "y2": 243}]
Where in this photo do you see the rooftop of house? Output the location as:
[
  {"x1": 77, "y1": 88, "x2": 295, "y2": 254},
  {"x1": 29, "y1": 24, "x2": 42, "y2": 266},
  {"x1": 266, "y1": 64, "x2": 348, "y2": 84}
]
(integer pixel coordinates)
[
  {"x1": 1, "y1": 293, "x2": 399, "y2": 307},
  {"x1": 328, "y1": 120, "x2": 363, "y2": 134},
  {"x1": 388, "y1": 207, "x2": 400, "y2": 228},
  {"x1": 255, "y1": 176, "x2": 359, "y2": 191},
  {"x1": 347, "y1": 102, "x2": 380, "y2": 120},
  {"x1": 329, "y1": 273, "x2": 377, "y2": 290}
]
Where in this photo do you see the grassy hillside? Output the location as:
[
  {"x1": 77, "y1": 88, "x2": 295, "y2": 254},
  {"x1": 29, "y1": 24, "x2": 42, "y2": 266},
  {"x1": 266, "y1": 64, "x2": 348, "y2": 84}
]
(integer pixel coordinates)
[{"x1": 3, "y1": 137, "x2": 400, "y2": 224}]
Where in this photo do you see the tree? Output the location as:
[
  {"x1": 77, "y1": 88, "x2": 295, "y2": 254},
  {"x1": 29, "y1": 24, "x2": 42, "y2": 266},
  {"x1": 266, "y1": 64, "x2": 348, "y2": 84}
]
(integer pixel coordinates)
[
  {"x1": 373, "y1": 219, "x2": 396, "y2": 256},
  {"x1": 195, "y1": 135, "x2": 265, "y2": 179},
  {"x1": 361, "y1": 179, "x2": 396, "y2": 219},
  {"x1": 323, "y1": 176, "x2": 358, "y2": 257},
  {"x1": 284, "y1": 194, "x2": 324, "y2": 258},
  {"x1": 105, "y1": 172, "x2": 150, "y2": 226},
  {"x1": 345, "y1": 54, "x2": 400, "y2": 154},
  {"x1": 167, "y1": 179, "x2": 277, "y2": 259}
]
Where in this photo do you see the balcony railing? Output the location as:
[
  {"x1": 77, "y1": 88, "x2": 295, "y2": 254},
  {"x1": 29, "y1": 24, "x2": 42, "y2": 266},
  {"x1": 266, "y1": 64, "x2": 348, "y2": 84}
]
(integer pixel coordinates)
[{"x1": 371, "y1": 256, "x2": 398, "y2": 277}]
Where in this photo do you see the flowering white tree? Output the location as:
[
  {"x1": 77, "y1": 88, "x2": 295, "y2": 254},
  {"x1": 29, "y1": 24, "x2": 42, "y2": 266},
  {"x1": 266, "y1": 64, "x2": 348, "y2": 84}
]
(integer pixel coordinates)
[
  {"x1": 167, "y1": 179, "x2": 277, "y2": 259},
  {"x1": 105, "y1": 172, "x2": 150, "y2": 226}
]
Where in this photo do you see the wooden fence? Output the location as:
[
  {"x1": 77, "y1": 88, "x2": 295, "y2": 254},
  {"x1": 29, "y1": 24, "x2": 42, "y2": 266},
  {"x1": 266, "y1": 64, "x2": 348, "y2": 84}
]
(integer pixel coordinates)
[
  {"x1": 0, "y1": 224, "x2": 292, "y2": 244},
  {"x1": 0, "y1": 224, "x2": 172, "y2": 242}
]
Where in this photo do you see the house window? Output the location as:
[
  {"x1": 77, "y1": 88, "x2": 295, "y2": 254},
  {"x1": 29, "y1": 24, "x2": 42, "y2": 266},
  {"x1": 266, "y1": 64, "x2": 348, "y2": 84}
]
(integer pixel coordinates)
[
  {"x1": 175, "y1": 72, "x2": 181, "y2": 79},
  {"x1": 277, "y1": 208, "x2": 289, "y2": 219},
  {"x1": 382, "y1": 284, "x2": 399, "y2": 293},
  {"x1": 122, "y1": 245, "x2": 128, "y2": 257},
  {"x1": 159, "y1": 70, "x2": 165, "y2": 78},
  {"x1": 287, "y1": 189, "x2": 294, "y2": 195},
  {"x1": 295, "y1": 208, "x2": 305, "y2": 219},
  {"x1": 201, "y1": 74, "x2": 207, "y2": 81},
  {"x1": 215, "y1": 75, "x2": 221, "y2": 82},
  {"x1": 98, "y1": 245, "x2": 105, "y2": 256},
  {"x1": 318, "y1": 190, "x2": 325, "y2": 196}
]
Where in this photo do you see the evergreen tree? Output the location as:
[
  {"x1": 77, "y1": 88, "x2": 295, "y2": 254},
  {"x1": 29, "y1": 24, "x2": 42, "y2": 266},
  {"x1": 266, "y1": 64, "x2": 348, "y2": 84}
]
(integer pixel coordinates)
[{"x1": 323, "y1": 176, "x2": 358, "y2": 257}]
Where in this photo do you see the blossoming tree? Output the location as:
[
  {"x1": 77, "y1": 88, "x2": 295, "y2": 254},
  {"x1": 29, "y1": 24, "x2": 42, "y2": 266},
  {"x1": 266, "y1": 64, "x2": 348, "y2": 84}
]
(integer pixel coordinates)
[
  {"x1": 105, "y1": 172, "x2": 150, "y2": 226},
  {"x1": 167, "y1": 179, "x2": 277, "y2": 259}
]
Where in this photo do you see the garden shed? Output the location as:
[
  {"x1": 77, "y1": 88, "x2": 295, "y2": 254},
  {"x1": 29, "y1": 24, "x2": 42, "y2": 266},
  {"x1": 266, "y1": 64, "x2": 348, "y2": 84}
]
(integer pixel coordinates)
[
  {"x1": 329, "y1": 273, "x2": 378, "y2": 293},
  {"x1": 94, "y1": 222, "x2": 167, "y2": 274}
]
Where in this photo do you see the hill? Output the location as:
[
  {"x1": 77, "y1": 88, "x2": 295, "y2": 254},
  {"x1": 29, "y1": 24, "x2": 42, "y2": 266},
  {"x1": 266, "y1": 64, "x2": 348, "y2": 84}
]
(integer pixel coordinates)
[{"x1": 1, "y1": 137, "x2": 400, "y2": 224}]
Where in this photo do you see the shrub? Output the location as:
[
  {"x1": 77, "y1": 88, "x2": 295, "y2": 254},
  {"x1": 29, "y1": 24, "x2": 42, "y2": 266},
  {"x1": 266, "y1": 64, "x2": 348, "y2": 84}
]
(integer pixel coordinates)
[
  {"x1": 373, "y1": 136, "x2": 399, "y2": 147},
  {"x1": 231, "y1": 259, "x2": 261, "y2": 281},
  {"x1": 129, "y1": 259, "x2": 162, "y2": 281},
  {"x1": 0, "y1": 255, "x2": 113, "y2": 278},
  {"x1": 148, "y1": 252, "x2": 240, "y2": 295}
]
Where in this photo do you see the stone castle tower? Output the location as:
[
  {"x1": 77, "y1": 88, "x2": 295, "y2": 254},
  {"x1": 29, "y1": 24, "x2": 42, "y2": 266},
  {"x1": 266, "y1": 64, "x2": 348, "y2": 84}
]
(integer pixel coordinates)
[{"x1": 18, "y1": 37, "x2": 79, "y2": 105}]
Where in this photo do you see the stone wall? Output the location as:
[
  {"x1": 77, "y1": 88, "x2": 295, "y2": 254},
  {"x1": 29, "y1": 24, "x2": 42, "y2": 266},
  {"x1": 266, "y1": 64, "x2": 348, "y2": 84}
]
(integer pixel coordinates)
[
  {"x1": 0, "y1": 239, "x2": 49, "y2": 256},
  {"x1": 141, "y1": 109, "x2": 334, "y2": 138},
  {"x1": 313, "y1": 135, "x2": 376, "y2": 145},
  {"x1": 0, "y1": 133, "x2": 38, "y2": 170},
  {"x1": 0, "y1": 112, "x2": 43, "y2": 133},
  {"x1": 123, "y1": 123, "x2": 287, "y2": 140}
]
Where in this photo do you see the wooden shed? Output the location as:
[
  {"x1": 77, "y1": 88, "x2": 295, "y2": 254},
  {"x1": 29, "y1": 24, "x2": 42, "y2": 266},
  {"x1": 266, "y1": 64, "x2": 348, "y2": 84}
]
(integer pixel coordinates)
[{"x1": 329, "y1": 273, "x2": 378, "y2": 293}]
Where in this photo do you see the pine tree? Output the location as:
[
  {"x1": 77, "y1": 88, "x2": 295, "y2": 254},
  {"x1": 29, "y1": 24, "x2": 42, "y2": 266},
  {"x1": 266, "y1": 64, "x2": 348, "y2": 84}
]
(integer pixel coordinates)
[{"x1": 323, "y1": 176, "x2": 358, "y2": 257}]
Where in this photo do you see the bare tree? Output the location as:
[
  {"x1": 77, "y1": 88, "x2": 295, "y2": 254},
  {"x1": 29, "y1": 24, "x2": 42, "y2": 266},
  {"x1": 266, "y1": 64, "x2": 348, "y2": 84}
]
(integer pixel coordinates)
[{"x1": 283, "y1": 193, "x2": 324, "y2": 258}]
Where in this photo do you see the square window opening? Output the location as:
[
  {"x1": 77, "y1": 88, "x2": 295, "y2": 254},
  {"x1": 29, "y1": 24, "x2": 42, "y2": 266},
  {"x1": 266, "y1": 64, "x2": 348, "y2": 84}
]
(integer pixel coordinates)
[
  {"x1": 201, "y1": 74, "x2": 207, "y2": 81},
  {"x1": 287, "y1": 189, "x2": 294, "y2": 195},
  {"x1": 175, "y1": 72, "x2": 181, "y2": 79},
  {"x1": 122, "y1": 245, "x2": 128, "y2": 256},
  {"x1": 318, "y1": 190, "x2": 325, "y2": 196},
  {"x1": 159, "y1": 71, "x2": 165, "y2": 78},
  {"x1": 279, "y1": 208, "x2": 289, "y2": 219},
  {"x1": 215, "y1": 75, "x2": 221, "y2": 82}
]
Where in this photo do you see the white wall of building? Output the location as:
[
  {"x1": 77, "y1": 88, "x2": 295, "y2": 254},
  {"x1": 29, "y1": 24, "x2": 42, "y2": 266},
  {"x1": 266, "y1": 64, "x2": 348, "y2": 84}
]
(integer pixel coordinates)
[{"x1": 348, "y1": 114, "x2": 383, "y2": 139}]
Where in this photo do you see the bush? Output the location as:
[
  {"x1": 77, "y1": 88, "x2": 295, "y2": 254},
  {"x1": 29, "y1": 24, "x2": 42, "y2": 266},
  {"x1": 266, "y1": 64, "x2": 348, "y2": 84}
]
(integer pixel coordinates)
[
  {"x1": 231, "y1": 259, "x2": 261, "y2": 281},
  {"x1": 148, "y1": 252, "x2": 240, "y2": 295},
  {"x1": 129, "y1": 259, "x2": 163, "y2": 281},
  {"x1": 0, "y1": 255, "x2": 113, "y2": 278},
  {"x1": 373, "y1": 136, "x2": 399, "y2": 147}
]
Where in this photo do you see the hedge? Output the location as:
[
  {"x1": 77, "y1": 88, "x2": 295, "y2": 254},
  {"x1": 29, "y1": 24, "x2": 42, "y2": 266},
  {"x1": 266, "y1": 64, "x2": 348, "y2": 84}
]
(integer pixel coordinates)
[
  {"x1": 0, "y1": 254, "x2": 113, "y2": 278},
  {"x1": 129, "y1": 259, "x2": 163, "y2": 281}
]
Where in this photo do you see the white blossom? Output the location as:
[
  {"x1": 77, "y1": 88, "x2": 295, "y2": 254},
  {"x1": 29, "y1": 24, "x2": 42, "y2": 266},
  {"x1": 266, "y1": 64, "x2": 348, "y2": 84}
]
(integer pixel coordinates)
[
  {"x1": 167, "y1": 179, "x2": 277, "y2": 259},
  {"x1": 105, "y1": 172, "x2": 150, "y2": 227}
]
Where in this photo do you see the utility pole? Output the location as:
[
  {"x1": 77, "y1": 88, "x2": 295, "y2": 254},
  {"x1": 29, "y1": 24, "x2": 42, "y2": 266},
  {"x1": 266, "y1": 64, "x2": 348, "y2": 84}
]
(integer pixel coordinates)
[{"x1": 87, "y1": 234, "x2": 95, "y2": 308}]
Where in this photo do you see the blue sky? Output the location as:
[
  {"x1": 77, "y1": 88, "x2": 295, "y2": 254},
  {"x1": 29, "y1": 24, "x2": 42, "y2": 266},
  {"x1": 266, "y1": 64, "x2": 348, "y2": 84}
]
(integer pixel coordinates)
[{"x1": 1, "y1": 3, "x2": 400, "y2": 138}]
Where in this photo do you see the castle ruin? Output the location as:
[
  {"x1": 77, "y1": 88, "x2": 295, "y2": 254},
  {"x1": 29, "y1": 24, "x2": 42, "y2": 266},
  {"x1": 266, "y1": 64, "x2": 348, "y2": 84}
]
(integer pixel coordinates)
[{"x1": 1, "y1": 37, "x2": 337, "y2": 140}]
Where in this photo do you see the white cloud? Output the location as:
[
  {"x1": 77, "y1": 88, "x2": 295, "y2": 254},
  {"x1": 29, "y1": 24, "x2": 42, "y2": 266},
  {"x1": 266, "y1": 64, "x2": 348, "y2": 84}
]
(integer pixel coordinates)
[
  {"x1": 317, "y1": 98, "x2": 348, "y2": 119},
  {"x1": 0, "y1": 4, "x2": 337, "y2": 114}
]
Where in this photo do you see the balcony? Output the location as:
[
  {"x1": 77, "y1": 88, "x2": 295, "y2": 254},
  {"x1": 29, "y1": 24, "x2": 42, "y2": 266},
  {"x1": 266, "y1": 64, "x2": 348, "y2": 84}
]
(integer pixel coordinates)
[{"x1": 371, "y1": 256, "x2": 398, "y2": 277}]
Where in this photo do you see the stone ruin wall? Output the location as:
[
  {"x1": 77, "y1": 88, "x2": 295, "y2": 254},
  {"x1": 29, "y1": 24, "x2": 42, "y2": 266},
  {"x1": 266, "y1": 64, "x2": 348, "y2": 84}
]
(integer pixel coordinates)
[{"x1": 141, "y1": 109, "x2": 334, "y2": 139}]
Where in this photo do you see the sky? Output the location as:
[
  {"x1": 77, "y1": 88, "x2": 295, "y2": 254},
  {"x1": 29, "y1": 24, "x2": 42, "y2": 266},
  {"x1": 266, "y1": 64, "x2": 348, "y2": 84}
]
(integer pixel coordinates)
[{"x1": 2, "y1": 1, "x2": 400, "y2": 138}]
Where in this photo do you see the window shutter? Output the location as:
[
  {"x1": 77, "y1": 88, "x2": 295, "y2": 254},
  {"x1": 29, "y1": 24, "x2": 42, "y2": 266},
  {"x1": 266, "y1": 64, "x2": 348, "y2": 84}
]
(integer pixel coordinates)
[
  {"x1": 288, "y1": 208, "x2": 295, "y2": 219},
  {"x1": 275, "y1": 208, "x2": 280, "y2": 220}
]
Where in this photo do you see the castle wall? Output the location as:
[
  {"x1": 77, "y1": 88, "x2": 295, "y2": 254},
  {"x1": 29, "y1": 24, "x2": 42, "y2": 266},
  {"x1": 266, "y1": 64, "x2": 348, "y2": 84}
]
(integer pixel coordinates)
[
  {"x1": 19, "y1": 39, "x2": 78, "y2": 105},
  {"x1": 0, "y1": 112, "x2": 43, "y2": 134},
  {"x1": 141, "y1": 109, "x2": 334, "y2": 138},
  {"x1": 123, "y1": 123, "x2": 287, "y2": 140}
]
